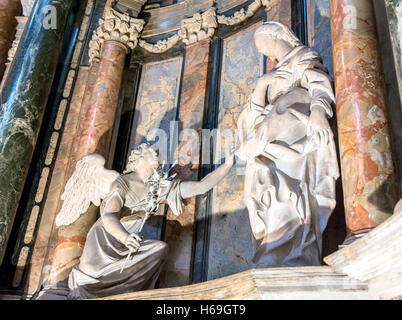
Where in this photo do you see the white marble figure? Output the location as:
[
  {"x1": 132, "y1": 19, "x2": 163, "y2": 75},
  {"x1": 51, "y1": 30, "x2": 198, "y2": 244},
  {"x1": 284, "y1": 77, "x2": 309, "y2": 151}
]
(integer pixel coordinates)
[
  {"x1": 235, "y1": 22, "x2": 340, "y2": 267},
  {"x1": 55, "y1": 143, "x2": 234, "y2": 299}
]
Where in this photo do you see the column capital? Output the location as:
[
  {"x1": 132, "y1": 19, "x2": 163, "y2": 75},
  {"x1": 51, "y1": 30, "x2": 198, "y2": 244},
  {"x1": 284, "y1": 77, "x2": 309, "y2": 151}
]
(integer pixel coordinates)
[{"x1": 88, "y1": 7, "x2": 145, "y2": 64}]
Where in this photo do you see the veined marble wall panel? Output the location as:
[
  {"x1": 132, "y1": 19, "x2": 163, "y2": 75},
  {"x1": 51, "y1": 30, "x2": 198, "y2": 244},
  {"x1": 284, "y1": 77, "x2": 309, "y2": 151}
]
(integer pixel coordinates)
[
  {"x1": 307, "y1": 0, "x2": 333, "y2": 77},
  {"x1": 160, "y1": 40, "x2": 210, "y2": 288},
  {"x1": 207, "y1": 22, "x2": 264, "y2": 281},
  {"x1": 129, "y1": 56, "x2": 183, "y2": 240}
]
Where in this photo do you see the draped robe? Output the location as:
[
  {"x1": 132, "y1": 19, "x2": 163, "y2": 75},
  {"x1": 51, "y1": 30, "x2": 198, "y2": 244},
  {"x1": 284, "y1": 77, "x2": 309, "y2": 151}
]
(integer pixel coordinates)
[
  {"x1": 237, "y1": 46, "x2": 339, "y2": 267},
  {"x1": 67, "y1": 177, "x2": 182, "y2": 299}
]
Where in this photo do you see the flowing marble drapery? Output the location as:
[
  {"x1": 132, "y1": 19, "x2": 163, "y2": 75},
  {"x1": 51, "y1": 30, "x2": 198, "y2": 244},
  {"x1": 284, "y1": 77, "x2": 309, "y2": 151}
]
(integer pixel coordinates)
[{"x1": 237, "y1": 44, "x2": 339, "y2": 267}]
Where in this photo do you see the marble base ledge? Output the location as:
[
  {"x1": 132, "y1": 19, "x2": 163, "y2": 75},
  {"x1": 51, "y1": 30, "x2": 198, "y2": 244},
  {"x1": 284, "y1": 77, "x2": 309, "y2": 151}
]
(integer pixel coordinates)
[
  {"x1": 95, "y1": 267, "x2": 369, "y2": 300},
  {"x1": 324, "y1": 199, "x2": 402, "y2": 300}
]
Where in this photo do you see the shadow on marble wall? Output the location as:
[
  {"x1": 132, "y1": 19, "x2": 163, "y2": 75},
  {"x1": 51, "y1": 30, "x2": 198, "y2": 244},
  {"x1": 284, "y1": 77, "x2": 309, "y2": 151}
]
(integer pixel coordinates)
[{"x1": 308, "y1": 0, "x2": 333, "y2": 77}]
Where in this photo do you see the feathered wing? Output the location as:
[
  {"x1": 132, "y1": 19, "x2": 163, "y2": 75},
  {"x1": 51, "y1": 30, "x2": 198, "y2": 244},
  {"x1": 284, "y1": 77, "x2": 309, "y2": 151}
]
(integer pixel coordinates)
[{"x1": 55, "y1": 154, "x2": 120, "y2": 227}]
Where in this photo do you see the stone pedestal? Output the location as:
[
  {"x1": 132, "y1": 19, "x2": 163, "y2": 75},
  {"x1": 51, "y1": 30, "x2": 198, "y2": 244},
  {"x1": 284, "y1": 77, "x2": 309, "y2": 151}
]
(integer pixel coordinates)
[
  {"x1": 0, "y1": 0, "x2": 21, "y2": 80},
  {"x1": 0, "y1": 0, "x2": 74, "y2": 264},
  {"x1": 325, "y1": 199, "x2": 402, "y2": 299},
  {"x1": 329, "y1": 0, "x2": 399, "y2": 239},
  {"x1": 98, "y1": 267, "x2": 369, "y2": 300}
]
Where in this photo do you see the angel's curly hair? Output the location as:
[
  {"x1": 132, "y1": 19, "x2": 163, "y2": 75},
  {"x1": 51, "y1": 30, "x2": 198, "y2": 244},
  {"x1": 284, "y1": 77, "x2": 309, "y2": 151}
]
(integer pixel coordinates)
[
  {"x1": 124, "y1": 143, "x2": 158, "y2": 174},
  {"x1": 254, "y1": 22, "x2": 302, "y2": 48}
]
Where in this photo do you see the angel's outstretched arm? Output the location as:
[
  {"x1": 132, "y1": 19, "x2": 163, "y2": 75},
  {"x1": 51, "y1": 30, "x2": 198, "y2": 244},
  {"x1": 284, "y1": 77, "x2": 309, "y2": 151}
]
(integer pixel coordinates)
[{"x1": 179, "y1": 153, "x2": 234, "y2": 199}]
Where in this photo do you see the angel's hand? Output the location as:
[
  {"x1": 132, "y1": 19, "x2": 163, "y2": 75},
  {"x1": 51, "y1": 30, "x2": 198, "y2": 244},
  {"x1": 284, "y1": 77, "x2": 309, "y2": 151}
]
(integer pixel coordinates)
[{"x1": 123, "y1": 233, "x2": 143, "y2": 252}]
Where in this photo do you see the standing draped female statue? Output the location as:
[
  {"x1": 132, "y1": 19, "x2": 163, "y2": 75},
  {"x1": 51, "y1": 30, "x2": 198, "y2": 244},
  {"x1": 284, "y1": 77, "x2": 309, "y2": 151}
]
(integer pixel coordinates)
[{"x1": 236, "y1": 22, "x2": 339, "y2": 267}]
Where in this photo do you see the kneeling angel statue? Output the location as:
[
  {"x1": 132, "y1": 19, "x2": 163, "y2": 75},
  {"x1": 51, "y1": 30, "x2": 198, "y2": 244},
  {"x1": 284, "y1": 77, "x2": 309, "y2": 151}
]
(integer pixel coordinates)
[{"x1": 54, "y1": 143, "x2": 234, "y2": 299}]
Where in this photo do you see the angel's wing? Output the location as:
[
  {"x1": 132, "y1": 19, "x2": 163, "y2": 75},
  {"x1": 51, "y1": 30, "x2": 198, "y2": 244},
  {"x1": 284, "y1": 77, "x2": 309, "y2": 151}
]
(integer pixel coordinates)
[{"x1": 55, "y1": 154, "x2": 120, "y2": 227}]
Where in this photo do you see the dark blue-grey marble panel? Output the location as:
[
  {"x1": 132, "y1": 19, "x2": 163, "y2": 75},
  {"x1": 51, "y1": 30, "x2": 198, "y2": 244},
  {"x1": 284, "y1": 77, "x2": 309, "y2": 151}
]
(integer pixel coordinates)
[{"x1": 207, "y1": 22, "x2": 263, "y2": 281}]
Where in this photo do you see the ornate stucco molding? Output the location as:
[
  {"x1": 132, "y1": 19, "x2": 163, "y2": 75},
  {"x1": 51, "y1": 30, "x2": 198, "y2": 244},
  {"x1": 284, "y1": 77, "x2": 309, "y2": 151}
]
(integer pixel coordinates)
[
  {"x1": 138, "y1": 34, "x2": 181, "y2": 53},
  {"x1": 217, "y1": 0, "x2": 276, "y2": 25},
  {"x1": 217, "y1": 0, "x2": 262, "y2": 25},
  {"x1": 88, "y1": 7, "x2": 145, "y2": 64},
  {"x1": 138, "y1": 7, "x2": 217, "y2": 53},
  {"x1": 92, "y1": 1, "x2": 278, "y2": 55},
  {"x1": 178, "y1": 7, "x2": 217, "y2": 45},
  {"x1": 137, "y1": 1, "x2": 280, "y2": 53}
]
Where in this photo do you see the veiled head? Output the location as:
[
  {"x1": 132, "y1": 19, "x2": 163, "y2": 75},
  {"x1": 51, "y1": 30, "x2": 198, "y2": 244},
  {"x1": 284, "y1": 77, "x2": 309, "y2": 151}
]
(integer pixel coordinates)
[
  {"x1": 254, "y1": 22, "x2": 301, "y2": 61},
  {"x1": 124, "y1": 143, "x2": 160, "y2": 174}
]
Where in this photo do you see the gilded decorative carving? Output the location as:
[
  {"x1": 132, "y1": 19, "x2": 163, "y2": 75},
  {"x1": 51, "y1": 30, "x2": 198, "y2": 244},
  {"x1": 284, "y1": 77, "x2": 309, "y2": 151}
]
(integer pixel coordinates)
[{"x1": 88, "y1": 7, "x2": 145, "y2": 64}]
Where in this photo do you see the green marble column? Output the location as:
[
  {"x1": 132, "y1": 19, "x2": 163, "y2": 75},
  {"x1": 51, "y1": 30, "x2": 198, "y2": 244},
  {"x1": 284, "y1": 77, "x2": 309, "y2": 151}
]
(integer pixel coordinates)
[
  {"x1": 0, "y1": 0, "x2": 74, "y2": 263},
  {"x1": 384, "y1": 0, "x2": 402, "y2": 105}
]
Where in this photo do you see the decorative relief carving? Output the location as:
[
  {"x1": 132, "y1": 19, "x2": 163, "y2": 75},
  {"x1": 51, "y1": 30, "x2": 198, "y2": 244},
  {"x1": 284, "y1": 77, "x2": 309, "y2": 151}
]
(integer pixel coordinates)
[
  {"x1": 138, "y1": 34, "x2": 181, "y2": 53},
  {"x1": 217, "y1": 0, "x2": 275, "y2": 26},
  {"x1": 138, "y1": 7, "x2": 217, "y2": 52},
  {"x1": 88, "y1": 7, "x2": 145, "y2": 64},
  {"x1": 137, "y1": 2, "x2": 280, "y2": 53},
  {"x1": 178, "y1": 7, "x2": 217, "y2": 45},
  {"x1": 217, "y1": 0, "x2": 263, "y2": 25}
]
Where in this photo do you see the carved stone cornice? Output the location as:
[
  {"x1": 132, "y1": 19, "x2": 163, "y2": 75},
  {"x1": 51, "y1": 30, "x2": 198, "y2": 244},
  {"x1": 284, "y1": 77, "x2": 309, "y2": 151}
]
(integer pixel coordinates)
[
  {"x1": 178, "y1": 7, "x2": 217, "y2": 45},
  {"x1": 96, "y1": 1, "x2": 277, "y2": 54},
  {"x1": 88, "y1": 7, "x2": 145, "y2": 64}
]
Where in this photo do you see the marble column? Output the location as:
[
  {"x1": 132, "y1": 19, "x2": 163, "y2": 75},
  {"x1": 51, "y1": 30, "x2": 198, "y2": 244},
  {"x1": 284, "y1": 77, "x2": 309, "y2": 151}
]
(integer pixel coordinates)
[
  {"x1": 0, "y1": 0, "x2": 74, "y2": 264},
  {"x1": 384, "y1": 0, "x2": 402, "y2": 106},
  {"x1": 329, "y1": 0, "x2": 399, "y2": 241},
  {"x1": 0, "y1": 0, "x2": 21, "y2": 81},
  {"x1": 46, "y1": 9, "x2": 145, "y2": 286}
]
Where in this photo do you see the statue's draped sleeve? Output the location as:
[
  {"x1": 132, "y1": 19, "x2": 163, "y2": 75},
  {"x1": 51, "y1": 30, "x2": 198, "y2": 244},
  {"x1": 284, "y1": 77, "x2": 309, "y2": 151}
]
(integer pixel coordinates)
[
  {"x1": 159, "y1": 179, "x2": 183, "y2": 217},
  {"x1": 298, "y1": 49, "x2": 335, "y2": 118},
  {"x1": 100, "y1": 178, "x2": 127, "y2": 218}
]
